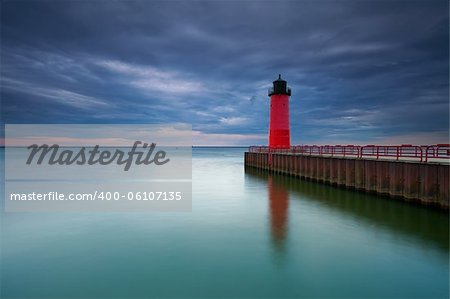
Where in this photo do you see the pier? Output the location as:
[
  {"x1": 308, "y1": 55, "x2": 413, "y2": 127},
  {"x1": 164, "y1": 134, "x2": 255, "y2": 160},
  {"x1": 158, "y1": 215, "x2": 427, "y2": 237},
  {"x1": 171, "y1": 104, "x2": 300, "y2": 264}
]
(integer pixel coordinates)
[{"x1": 245, "y1": 144, "x2": 450, "y2": 209}]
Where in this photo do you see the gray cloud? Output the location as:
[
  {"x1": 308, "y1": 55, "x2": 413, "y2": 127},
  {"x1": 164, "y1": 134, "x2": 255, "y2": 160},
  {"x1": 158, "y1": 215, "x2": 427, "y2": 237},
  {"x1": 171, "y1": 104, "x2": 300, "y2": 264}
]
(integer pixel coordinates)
[{"x1": 1, "y1": 0, "x2": 448, "y2": 145}]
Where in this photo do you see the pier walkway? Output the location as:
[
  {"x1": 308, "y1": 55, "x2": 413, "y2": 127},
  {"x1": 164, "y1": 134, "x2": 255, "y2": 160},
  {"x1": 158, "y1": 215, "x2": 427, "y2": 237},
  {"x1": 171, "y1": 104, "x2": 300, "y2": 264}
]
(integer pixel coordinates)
[
  {"x1": 245, "y1": 144, "x2": 450, "y2": 209},
  {"x1": 249, "y1": 144, "x2": 450, "y2": 163}
]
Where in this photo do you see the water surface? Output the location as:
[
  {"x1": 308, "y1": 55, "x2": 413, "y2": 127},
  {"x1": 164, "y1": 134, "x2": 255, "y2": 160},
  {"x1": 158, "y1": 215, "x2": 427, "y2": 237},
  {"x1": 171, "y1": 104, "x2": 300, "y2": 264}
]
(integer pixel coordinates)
[{"x1": 1, "y1": 148, "x2": 449, "y2": 298}]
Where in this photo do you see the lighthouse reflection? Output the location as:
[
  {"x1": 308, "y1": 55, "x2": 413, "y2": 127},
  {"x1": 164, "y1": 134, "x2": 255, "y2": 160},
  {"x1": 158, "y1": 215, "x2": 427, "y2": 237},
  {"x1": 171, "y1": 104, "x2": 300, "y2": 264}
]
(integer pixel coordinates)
[
  {"x1": 244, "y1": 168, "x2": 290, "y2": 252},
  {"x1": 267, "y1": 174, "x2": 289, "y2": 252}
]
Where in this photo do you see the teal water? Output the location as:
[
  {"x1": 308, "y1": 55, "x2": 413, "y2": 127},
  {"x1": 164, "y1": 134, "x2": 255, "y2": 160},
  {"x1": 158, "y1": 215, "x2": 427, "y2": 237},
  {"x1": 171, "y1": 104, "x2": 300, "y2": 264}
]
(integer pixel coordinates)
[{"x1": 1, "y1": 148, "x2": 449, "y2": 298}]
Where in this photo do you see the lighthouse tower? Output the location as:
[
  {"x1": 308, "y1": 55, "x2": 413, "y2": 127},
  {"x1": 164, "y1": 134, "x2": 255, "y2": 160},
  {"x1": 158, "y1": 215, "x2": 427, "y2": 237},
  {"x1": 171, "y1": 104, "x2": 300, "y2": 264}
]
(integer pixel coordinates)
[{"x1": 268, "y1": 74, "x2": 291, "y2": 149}]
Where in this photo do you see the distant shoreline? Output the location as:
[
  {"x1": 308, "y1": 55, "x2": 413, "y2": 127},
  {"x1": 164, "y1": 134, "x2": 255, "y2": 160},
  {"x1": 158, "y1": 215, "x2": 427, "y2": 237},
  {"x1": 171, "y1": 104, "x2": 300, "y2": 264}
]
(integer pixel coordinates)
[
  {"x1": 0, "y1": 146, "x2": 249, "y2": 148},
  {"x1": 193, "y1": 146, "x2": 248, "y2": 148}
]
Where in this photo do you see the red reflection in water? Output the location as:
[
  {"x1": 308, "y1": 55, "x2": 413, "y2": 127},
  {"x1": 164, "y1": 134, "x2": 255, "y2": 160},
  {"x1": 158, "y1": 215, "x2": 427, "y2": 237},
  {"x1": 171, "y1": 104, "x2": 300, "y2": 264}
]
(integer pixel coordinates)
[{"x1": 268, "y1": 175, "x2": 289, "y2": 248}]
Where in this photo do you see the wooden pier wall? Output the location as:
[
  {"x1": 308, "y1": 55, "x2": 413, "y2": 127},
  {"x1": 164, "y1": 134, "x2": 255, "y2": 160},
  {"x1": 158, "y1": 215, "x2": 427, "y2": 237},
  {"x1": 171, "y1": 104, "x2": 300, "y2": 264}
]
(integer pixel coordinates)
[{"x1": 244, "y1": 152, "x2": 449, "y2": 209}]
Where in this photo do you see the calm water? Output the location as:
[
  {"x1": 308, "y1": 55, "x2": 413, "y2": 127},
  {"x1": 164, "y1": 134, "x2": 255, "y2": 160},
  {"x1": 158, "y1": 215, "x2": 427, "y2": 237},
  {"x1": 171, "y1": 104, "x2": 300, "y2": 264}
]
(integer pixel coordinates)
[{"x1": 1, "y1": 148, "x2": 449, "y2": 298}]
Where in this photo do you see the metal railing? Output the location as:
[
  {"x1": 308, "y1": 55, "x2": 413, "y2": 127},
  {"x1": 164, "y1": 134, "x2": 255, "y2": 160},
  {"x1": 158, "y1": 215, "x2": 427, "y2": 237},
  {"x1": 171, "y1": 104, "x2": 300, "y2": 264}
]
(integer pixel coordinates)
[
  {"x1": 248, "y1": 144, "x2": 450, "y2": 163},
  {"x1": 268, "y1": 87, "x2": 291, "y2": 96}
]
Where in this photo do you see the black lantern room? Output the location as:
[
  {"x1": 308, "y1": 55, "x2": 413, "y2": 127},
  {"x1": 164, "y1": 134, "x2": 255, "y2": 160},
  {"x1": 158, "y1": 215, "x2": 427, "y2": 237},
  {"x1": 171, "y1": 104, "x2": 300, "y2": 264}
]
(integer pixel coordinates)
[{"x1": 268, "y1": 74, "x2": 291, "y2": 96}]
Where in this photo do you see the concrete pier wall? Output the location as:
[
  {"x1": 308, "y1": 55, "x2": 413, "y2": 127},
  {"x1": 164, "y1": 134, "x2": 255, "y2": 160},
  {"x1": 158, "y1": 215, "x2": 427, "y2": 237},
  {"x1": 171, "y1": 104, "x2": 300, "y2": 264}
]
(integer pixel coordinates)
[{"x1": 244, "y1": 152, "x2": 449, "y2": 209}]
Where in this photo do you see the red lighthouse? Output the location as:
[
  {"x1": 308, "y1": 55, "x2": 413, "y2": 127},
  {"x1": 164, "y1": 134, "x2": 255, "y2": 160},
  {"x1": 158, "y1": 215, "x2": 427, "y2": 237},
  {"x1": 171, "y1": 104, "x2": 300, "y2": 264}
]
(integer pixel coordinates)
[{"x1": 268, "y1": 74, "x2": 291, "y2": 149}]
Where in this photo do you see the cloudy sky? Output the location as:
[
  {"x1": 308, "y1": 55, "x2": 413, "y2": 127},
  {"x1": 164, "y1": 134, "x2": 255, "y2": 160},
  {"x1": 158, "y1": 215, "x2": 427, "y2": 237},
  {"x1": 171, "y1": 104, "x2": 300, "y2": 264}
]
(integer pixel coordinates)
[{"x1": 1, "y1": 0, "x2": 448, "y2": 145}]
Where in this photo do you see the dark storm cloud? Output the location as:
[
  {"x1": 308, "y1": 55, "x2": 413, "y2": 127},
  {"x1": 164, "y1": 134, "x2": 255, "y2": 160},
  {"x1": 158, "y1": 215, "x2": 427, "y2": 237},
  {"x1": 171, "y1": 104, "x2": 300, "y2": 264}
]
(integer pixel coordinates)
[{"x1": 1, "y1": 0, "x2": 448, "y2": 144}]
